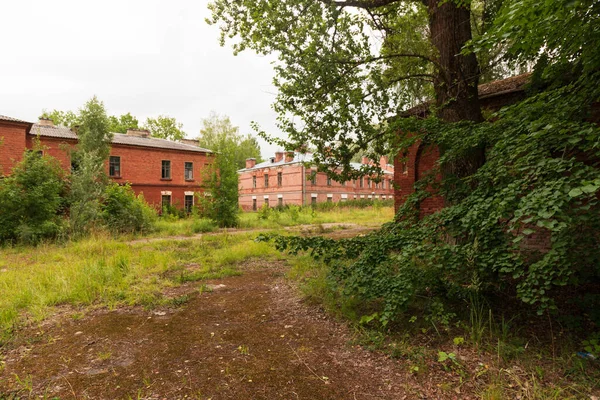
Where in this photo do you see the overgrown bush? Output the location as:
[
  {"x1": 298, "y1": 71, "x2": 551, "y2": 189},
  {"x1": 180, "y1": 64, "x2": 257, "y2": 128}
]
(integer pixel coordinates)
[
  {"x1": 0, "y1": 148, "x2": 67, "y2": 245},
  {"x1": 191, "y1": 218, "x2": 216, "y2": 233},
  {"x1": 259, "y1": 71, "x2": 600, "y2": 330},
  {"x1": 101, "y1": 183, "x2": 156, "y2": 234}
]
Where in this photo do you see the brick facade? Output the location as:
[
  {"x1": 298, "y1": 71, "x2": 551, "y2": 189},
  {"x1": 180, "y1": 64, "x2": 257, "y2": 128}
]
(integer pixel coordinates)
[
  {"x1": 394, "y1": 74, "x2": 530, "y2": 216},
  {"x1": 0, "y1": 116, "x2": 213, "y2": 210},
  {"x1": 238, "y1": 152, "x2": 394, "y2": 211}
]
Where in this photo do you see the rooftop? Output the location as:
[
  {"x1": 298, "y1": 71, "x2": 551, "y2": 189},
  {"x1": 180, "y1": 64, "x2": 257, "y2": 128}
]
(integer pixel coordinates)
[
  {"x1": 26, "y1": 123, "x2": 212, "y2": 153},
  {"x1": 238, "y1": 152, "x2": 393, "y2": 175},
  {"x1": 0, "y1": 115, "x2": 31, "y2": 124}
]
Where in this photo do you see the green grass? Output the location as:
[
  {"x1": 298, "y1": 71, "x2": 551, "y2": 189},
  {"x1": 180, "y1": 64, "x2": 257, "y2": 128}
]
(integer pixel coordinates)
[{"x1": 0, "y1": 231, "x2": 282, "y2": 343}]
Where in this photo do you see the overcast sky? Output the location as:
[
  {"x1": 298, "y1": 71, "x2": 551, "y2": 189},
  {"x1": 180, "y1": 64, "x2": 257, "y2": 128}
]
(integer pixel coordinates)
[{"x1": 0, "y1": 0, "x2": 282, "y2": 158}]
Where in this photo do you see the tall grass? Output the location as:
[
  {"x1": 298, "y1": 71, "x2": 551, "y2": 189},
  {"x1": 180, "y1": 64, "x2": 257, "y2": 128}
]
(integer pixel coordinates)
[{"x1": 0, "y1": 232, "x2": 281, "y2": 343}]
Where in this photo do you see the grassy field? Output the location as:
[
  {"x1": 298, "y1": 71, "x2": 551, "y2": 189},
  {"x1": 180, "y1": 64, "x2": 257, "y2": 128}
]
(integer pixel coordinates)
[{"x1": 0, "y1": 206, "x2": 393, "y2": 344}]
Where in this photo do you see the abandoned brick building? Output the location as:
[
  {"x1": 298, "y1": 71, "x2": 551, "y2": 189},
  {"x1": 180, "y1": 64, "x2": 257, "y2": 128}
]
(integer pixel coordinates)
[
  {"x1": 393, "y1": 73, "x2": 531, "y2": 215},
  {"x1": 238, "y1": 151, "x2": 394, "y2": 210},
  {"x1": 0, "y1": 116, "x2": 213, "y2": 211}
]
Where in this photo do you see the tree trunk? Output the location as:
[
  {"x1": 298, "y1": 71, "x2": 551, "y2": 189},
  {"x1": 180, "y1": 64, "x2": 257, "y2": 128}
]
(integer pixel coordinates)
[{"x1": 426, "y1": 0, "x2": 485, "y2": 184}]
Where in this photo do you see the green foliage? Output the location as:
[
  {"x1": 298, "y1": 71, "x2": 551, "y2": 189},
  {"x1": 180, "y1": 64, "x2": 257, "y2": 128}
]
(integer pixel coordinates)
[
  {"x1": 0, "y1": 145, "x2": 67, "y2": 244},
  {"x1": 197, "y1": 112, "x2": 262, "y2": 169},
  {"x1": 191, "y1": 218, "x2": 216, "y2": 233},
  {"x1": 39, "y1": 109, "x2": 79, "y2": 127},
  {"x1": 108, "y1": 113, "x2": 139, "y2": 133},
  {"x1": 259, "y1": 65, "x2": 600, "y2": 328},
  {"x1": 144, "y1": 115, "x2": 185, "y2": 141},
  {"x1": 69, "y1": 96, "x2": 113, "y2": 236},
  {"x1": 101, "y1": 183, "x2": 157, "y2": 234}
]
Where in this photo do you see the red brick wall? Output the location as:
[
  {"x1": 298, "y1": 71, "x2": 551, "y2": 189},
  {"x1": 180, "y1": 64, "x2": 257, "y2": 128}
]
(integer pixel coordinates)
[
  {"x1": 107, "y1": 145, "x2": 212, "y2": 208},
  {"x1": 30, "y1": 136, "x2": 75, "y2": 170},
  {"x1": 0, "y1": 121, "x2": 29, "y2": 175},
  {"x1": 239, "y1": 163, "x2": 395, "y2": 211},
  {"x1": 394, "y1": 139, "x2": 443, "y2": 217}
]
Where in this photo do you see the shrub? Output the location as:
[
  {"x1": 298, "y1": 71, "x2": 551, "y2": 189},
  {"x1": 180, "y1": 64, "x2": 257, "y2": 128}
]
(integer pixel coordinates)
[
  {"x1": 0, "y1": 148, "x2": 67, "y2": 244},
  {"x1": 191, "y1": 218, "x2": 216, "y2": 233},
  {"x1": 101, "y1": 183, "x2": 156, "y2": 234}
]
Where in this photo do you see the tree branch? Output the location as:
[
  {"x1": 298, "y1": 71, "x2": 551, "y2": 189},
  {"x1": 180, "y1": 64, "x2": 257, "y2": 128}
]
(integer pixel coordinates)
[{"x1": 317, "y1": 0, "x2": 400, "y2": 9}]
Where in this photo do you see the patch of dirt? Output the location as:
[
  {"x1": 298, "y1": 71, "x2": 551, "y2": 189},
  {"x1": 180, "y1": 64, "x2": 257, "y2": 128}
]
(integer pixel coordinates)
[
  {"x1": 127, "y1": 223, "x2": 378, "y2": 245},
  {"x1": 2, "y1": 265, "x2": 419, "y2": 399}
]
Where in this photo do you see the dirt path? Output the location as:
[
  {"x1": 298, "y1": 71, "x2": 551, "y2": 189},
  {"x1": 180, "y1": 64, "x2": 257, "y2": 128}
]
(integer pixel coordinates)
[
  {"x1": 128, "y1": 223, "x2": 377, "y2": 244},
  {"x1": 1, "y1": 266, "x2": 417, "y2": 400}
]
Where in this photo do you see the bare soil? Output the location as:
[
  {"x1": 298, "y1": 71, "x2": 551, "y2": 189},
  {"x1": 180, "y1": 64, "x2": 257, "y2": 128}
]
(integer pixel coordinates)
[{"x1": 1, "y1": 264, "x2": 422, "y2": 400}]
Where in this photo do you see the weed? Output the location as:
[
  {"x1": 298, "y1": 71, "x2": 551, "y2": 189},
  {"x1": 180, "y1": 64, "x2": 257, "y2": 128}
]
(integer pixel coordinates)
[
  {"x1": 238, "y1": 345, "x2": 249, "y2": 355},
  {"x1": 97, "y1": 350, "x2": 112, "y2": 361}
]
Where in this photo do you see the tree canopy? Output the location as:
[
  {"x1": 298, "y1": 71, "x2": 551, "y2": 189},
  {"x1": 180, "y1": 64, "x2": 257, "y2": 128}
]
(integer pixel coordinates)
[
  {"x1": 198, "y1": 112, "x2": 262, "y2": 170},
  {"x1": 143, "y1": 115, "x2": 186, "y2": 141}
]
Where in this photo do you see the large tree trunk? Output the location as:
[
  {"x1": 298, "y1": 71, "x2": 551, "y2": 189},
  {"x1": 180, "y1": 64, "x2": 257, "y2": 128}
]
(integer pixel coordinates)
[
  {"x1": 426, "y1": 0, "x2": 485, "y2": 184},
  {"x1": 428, "y1": 0, "x2": 483, "y2": 124}
]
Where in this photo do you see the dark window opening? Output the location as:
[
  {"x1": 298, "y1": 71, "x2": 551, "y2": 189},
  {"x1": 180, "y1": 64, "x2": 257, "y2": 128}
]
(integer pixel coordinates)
[
  {"x1": 278, "y1": 197, "x2": 283, "y2": 207},
  {"x1": 264, "y1": 197, "x2": 269, "y2": 206},
  {"x1": 311, "y1": 197, "x2": 317, "y2": 205},
  {"x1": 184, "y1": 195, "x2": 194, "y2": 213},
  {"x1": 327, "y1": 176, "x2": 332, "y2": 186},
  {"x1": 277, "y1": 172, "x2": 282, "y2": 187},
  {"x1": 252, "y1": 198, "x2": 257, "y2": 211},
  {"x1": 162, "y1": 160, "x2": 171, "y2": 179},
  {"x1": 264, "y1": 174, "x2": 269, "y2": 188},
  {"x1": 185, "y1": 162, "x2": 193, "y2": 180},
  {"x1": 252, "y1": 176, "x2": 257, "y2": 188},
  {"x1": 109, "y1": 156, "x2": 121, "y2": 177},
  {"x1": 161, "y1": 195, "x2": 171, "y2": 210}
]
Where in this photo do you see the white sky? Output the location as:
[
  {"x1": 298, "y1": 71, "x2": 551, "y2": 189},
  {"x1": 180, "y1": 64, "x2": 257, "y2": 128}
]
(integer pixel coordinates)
[{"x1": 0, "y1": 0, "x2": 282, "y2": 158}]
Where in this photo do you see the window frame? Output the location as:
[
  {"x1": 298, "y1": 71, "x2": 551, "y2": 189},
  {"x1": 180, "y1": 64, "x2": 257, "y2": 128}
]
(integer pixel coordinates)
[
  {"x1": 184, "y1": 194, "x2": 194, "y2": 213},
  {"x1": 109, "y1": 156, "x2": 121, "y2": 178},
  {"x1": 264, "y1": 174, "x2": 269, "y2": 188},
  {"x1": 161, "y1": 194, "x2": 171, "y2": 210},
  {"x1": 277, "y1": 172, "x2": 283, "y2": 187},
  {"x1": 161, "y1": 160, "x2": 171, "y2": 180},
  {"x1": 184, "y1": 162, "x2": 194, "y2": 181}
]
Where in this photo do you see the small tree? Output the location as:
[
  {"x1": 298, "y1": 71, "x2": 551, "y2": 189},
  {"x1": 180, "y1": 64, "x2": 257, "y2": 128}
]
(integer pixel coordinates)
[
  {"x1": 203, "y1": 146, "x2": 240, "y2": 228},
  {"x1": 69, "y1": 96, "x2": 113, "y2": 236},
  {"x1": 0, "y1": 143, "x2": 67, "y2": 244}
]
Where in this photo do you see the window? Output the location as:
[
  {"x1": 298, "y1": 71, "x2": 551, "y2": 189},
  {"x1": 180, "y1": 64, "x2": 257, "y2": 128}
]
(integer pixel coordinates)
[
  {"x1": 252, "y1": 176, "x2": 257, "y2": 188},
  {"x1": 277, "y1": 172, "x2": 282, "y2": 187},
  {"x1": 327, "y1": 196, "x2": 332, "y2": 203},
  {"x1": 278, "y1": 197, "x2": 283, "y2": 207},
  {"x1": 311, "y1": 196, "x2": 317, "y2": 206},
  {"x1": 359, "y1": 177, "x2": 364, "y2": 188},
  {"x1": 184, "y1": 194, "x2": 194, "y2": 213},
  {"x1": 252, "y1": 198, "x2": 257, "y2": 211},
  {"x1": 264, "y1": 174, "x2": 269, "y2": 188},
  {"x1": 184, "y1": 162, "x2": 193, "y2": 180},
  {"x1": 375, "y1": 181, "x2": 379, "y2": 189},
  {"x1": 327, "y1": 176, "x2": 332, "y2": 186},
  {"x1": 162, "y1": 160, "x2": 171, "y2": 179},
  {"x1": 161, "y1": 195, "x2": 171, "y2": 210},
  {"x1": 264, "y1": 197, "x2": 269, "y2": 206},
  {"x1": 382, "y1": 179, "x2": 386, "y2": 189},
  {"x1": 367, "y1": 178, "x2": 371, "y2": 188},
  {"x1": 109, "y1": 156, "x2": 121, "y2": 177}
]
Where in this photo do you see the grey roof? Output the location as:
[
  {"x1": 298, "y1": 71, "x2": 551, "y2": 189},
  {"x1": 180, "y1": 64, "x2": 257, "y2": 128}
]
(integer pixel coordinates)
[
  {"x1": 0, "y1": 115, "x2": 31, "y2": 124},
  {"x1": 111, "y1": 133, "x2": 212, "y2": 153},
  {"x1": 28, "y1": 123, "x2": 212, "y2": 153},
  {"x1": 238, "y1": 152, "x2": 393, "y2": 175},
  {"x1": 29, "y1": 124, "x2": 77, "y2": 139}
]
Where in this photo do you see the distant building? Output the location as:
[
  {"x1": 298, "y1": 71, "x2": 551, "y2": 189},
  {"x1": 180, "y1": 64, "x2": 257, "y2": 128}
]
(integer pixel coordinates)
[
  {"x1": 238, "y1": 151, "x2": 394, "y2": 210},
  {"x1": 0, "y1": 116, "x2": 213, "y2": 211}
]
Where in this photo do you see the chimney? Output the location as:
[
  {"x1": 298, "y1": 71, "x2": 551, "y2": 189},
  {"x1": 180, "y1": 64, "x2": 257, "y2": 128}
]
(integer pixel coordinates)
[
  {"x1": 361, "y1": 156, "x2": 370, "y2": 165},
  {"x1": 180, "y1": 138, "x2": 199, "y2": 146},
  {"x1": 126, "y1": 128, "x2": 150, "y2": 138},
  {"x1": 275, "y1": 151, "x2": 284, "y2": 162},
  {"x1": 38, "y1": 117, "x2": 54, "y2": 127},
  {"x1": 245, "y1": 158, "x2": 256, "y2": 169},
  {"x1": 285, "y1": 151, "x2": 295, "y2": 162},
  {"x1": 379, "y1": 155, "x2": 388, "y2": 167}
]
